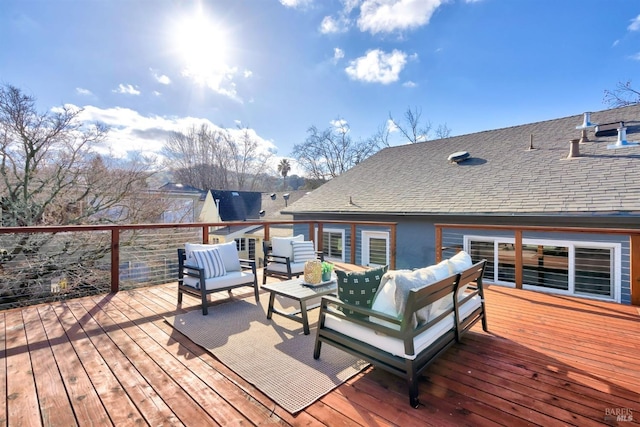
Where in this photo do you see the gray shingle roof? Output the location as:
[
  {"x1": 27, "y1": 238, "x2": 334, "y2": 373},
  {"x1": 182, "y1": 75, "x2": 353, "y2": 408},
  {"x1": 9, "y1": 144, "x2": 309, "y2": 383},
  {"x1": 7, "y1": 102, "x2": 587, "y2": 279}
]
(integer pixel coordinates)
[{"x1": 286, "y1": 105, "x2": 640, "y2": 216}]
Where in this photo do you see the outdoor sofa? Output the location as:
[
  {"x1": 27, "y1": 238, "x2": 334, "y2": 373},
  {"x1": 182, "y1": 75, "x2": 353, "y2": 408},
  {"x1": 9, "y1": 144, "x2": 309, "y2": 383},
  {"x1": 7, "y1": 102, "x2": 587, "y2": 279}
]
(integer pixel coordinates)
[{"x1": 313, "y1": 253, "x2": 487, "y2": 408}]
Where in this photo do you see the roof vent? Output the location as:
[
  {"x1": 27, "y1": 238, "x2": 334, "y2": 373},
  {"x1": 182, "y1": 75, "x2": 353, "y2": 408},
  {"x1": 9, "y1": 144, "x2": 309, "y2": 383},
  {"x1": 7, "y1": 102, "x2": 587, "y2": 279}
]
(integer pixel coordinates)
[
  {"x1": 595, "y1": 121, "x2": 624, "y2": 138},
  {"x1": 448, "y1": 151, "x2": 470, "y2": 163},
  {"x1": 567, "y1": 139, "x2": 581, "y2": 159},
  {"x1": 607, "y1": 127, "x2": 639, "y2": 149},
  {"x1": 576, "y1": 112, "x2": 597, "y2": 129}
]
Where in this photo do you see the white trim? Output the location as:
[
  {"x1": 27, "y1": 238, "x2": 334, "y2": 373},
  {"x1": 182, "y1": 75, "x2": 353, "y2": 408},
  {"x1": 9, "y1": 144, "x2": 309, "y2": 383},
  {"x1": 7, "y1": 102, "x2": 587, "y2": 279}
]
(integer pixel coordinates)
[
  {"x1": 362, "y1": 230, "x2": 389, "y2": 267},
  {"x1": 315, "y1": 227, "x2": 346, "y2": 262}
]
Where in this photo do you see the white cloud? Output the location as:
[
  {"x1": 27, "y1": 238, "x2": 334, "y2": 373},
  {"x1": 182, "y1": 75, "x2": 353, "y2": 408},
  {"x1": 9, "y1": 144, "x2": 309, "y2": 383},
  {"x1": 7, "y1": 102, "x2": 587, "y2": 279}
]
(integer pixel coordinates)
[
  {"x1": 629, "y1": 52, "x2": 640, "y2": 61},
  {"x1": 402, "y1": 80, "x2": 416, "y2": 88},
  {"x1": 320, "y1": 15, "x2": 350, "y2": 34},
  {"x1": 387, "y1": 118, "x2": 398, "y2": 132},
  {"x1": 72, "y1": 104, "x2": 276, "y2": 161},
  {"x1": 628, "y1": 14, "x2": 640, "y2": 31},
  {"x1": 279, "y1": 0, "x2": 313, "y2": 8},
  {"x1": 181, "y1": 66, "x2": 242, "y2": 102},
  {"x1": 76, "y1": 87, "x2": 92, "y2": 96},
  {"x1": 113, "y1": 84, "x2": 141, "y2": 95},
  {"x1": 151, "y1": 69, "x2": 171, "y2": 85},
  {"x1": 333, "y1": 47, "x2": 345, "y2": 62},
  {"x1": 243, "y1": 69, "x2": 253, "y2": 78},
  {"x1": 345, "y1": 49, "x2": 408, "y2": 84},
  {"x1": 358, "y1": 0, "x2": 444, "y2": 34}
]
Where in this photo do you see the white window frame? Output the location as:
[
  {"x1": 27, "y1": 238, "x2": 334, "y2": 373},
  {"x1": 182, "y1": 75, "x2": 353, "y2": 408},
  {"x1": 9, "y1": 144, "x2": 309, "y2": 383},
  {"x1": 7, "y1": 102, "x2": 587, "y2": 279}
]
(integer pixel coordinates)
[
  {"x1": 361, "y1": 230, "x2": 389, "y2": 267},
  {"x1": 464, "y1": 235, "x2": 621, "y2": 302},
  {"x1": 315, "y1": 227, "x2": 346, "y2": 262}
]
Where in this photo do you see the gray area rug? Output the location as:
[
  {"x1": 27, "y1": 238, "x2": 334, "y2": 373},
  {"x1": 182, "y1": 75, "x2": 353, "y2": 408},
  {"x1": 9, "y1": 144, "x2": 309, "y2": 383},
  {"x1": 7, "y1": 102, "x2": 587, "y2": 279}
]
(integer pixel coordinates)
[{"x1": 165, "y1": 295, "x2": 369, "y2": 414}]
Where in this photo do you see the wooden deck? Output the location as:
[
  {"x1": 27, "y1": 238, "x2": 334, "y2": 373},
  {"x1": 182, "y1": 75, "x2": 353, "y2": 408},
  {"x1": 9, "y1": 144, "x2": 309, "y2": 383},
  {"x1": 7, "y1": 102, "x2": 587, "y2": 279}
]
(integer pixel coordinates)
[{"x1": 2, "y1": 273, "x2": 639, "y2": 426}]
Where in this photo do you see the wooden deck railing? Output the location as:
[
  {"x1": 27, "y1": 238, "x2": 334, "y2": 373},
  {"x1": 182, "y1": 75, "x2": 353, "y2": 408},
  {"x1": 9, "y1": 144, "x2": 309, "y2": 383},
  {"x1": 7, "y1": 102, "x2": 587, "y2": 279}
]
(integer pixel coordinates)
[
  {"x1": 435, "y1": 223, "x2": 640, "y2": 306},
  {"x1": 0, "y1": 220, "x2": 397, "y2": 310}
]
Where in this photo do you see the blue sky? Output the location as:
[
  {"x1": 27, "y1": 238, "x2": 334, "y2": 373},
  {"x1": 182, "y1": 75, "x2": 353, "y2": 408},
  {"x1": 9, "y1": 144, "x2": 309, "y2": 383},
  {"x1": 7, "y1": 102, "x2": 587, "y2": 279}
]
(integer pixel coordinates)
[{"x1": 2, "y1": 0, "x2": 639, "y2": 176}]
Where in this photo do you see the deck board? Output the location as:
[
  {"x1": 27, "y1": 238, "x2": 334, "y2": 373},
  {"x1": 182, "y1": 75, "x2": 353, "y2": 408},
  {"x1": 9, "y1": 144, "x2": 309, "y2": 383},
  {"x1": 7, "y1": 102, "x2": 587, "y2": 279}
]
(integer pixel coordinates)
[{"x1": 2, "y1": 276, "x2": 639, "y2": 427}]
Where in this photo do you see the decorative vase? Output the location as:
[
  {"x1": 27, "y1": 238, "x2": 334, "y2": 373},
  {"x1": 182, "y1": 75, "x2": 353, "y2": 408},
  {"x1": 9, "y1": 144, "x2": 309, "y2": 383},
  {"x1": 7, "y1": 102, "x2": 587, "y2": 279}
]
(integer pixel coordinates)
[
  {"x1": 304, "y1": 260, "x2": 322, "y2": 284},
  {"x1": 322, "y1": 270, "x2": 332, "y2": 282}
]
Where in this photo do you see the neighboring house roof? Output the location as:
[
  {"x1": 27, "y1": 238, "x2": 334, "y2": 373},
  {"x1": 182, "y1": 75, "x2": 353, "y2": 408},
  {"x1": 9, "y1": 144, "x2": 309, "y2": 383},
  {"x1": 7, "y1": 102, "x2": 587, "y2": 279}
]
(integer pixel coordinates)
[
  {"x1": 209, "y1": 190, "x2": 262, "y2": 221},
  {"x1": 158, "y1": 182, "x2": 204, "y2": 194},
  {"x1": 260, "y1": 190, "x2": 310, "y2": 220},
  {"x1": 285, "y1": 104, "x2": 640, "y2": 217}
]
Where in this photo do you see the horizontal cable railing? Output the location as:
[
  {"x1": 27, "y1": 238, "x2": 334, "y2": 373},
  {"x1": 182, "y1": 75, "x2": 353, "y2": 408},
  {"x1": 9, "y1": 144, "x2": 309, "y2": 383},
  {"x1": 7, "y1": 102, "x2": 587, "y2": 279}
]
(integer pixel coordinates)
[{"x1": 0, "y1": 220, "x2": 397, "y2": 311}]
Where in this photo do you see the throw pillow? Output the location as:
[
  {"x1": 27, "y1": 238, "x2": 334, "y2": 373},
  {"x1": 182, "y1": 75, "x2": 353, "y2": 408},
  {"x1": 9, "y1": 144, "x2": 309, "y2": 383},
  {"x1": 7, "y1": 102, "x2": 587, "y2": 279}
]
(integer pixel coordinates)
[
  {"x1": 336, "y1": 265, "x2": 388, "y2": 319},
  {"x1": 191, "y1": 248, "x2": 226, "y2": 281},
  {"x1": 291, "y1": 241, "x2": 316, "y2": 262}
]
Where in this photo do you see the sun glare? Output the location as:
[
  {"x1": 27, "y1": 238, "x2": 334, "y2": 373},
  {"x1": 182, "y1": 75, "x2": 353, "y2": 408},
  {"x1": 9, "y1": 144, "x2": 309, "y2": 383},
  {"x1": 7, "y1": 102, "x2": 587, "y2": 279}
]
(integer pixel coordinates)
[{"x1": 172, "y1": 12, "x2": 230, "y2": 82}]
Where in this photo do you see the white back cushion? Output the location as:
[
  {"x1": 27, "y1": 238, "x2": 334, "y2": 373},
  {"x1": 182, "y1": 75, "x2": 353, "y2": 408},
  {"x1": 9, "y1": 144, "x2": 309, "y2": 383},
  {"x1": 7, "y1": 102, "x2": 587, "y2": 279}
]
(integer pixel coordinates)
[
  {"x1": 447, "y1": 251, "x2": 472, "y2": 274},
  {"x1": 271, "y1": 234, "x2": 304, "y2": 259},
  {"x1": 185, "y1": 241, "x2": 241, "y2": 272}
]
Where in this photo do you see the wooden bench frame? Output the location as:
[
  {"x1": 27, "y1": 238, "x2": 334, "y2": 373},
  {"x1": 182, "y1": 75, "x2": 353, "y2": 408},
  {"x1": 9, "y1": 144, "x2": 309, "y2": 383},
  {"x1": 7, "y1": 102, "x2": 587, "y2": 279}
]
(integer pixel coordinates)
[
  {"x1": 177, "y1": 248, "x2": 259, "y2": 315},
  {"x1": 313, "y1": 260, "x2": 487, "y2": 408}
]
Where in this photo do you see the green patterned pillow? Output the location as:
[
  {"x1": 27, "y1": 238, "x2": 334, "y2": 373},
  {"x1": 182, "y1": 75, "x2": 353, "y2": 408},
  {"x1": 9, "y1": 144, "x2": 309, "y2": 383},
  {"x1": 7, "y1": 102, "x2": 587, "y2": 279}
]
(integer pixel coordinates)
[{"x1": 336, "y1": 265, "x2": 388, "y2": 319}]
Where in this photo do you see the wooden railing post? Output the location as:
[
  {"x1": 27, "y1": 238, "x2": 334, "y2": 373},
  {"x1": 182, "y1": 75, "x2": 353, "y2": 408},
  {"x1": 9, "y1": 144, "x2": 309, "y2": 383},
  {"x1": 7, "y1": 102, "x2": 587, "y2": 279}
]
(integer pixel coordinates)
[
  {"x1": 435, "y1": 226, "x2": 442, "y2": 263},
  {"x1": 631, "y1": 234, "x2": 640, "y2": 305},
  {"x1": 390, "y1": 224, "x2": 397, "y2": 270},
  {"x1": 317, "y1": 222, "x2": 323, "y2": 252},
  {"x1": 515, "y1": 229, "x2": 523, "y2": 289},
  {"x1": 350, "y1": 224, "x2": 357, "y2": 264},
  {"x1": 111, "y1": 228, "x2": 120, "y2": 293}
]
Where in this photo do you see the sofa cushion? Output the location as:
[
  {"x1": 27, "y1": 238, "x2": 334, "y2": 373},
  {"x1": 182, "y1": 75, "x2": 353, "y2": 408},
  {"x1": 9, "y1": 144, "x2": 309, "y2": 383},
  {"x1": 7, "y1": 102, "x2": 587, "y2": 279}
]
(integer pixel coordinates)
[
  {"x1": 336, "y1": 265, "x2": 388, "y2": 319},
  {"x1": 447, "y1": 251, "x2": 473, "y2": 300},
  {"x1": 291, "y1": 240, "x2": 316, "y2": 262},
  {"x1": 371, "y1": 260, "x2": 453, "y2": 329},
  {"x1": 324, "y1": 294, "x2": 481, "y2": 359},
  {"x1": 191, "y1": 248, "x2": 226, "y2": 279},
  {"x1": 271, "y1": 234, "x2": 304, "y2": 259},
  {"x1": 185, "y1": 241, "x2": 241, "y2": 272},
  {"x1": 183, "y1": 270, "x2": 255, "y2": 291}
]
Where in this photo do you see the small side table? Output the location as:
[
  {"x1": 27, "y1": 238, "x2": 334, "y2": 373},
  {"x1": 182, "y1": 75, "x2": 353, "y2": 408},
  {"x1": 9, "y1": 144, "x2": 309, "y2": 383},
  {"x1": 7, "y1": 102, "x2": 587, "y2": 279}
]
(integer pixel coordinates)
[{"x1": 262, "y1": 278, "x2": 336, "y2": 335}]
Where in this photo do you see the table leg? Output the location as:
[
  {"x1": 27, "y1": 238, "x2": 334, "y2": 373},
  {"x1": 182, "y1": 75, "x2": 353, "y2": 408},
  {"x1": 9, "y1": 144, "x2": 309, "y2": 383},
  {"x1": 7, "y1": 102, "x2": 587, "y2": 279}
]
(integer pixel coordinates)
[
  {"x1": 267, "y1": 292, "x2": 276, "y2": 320},
  {"x1": 300, "y1": 301, "x2": 310, "y2": 335}
]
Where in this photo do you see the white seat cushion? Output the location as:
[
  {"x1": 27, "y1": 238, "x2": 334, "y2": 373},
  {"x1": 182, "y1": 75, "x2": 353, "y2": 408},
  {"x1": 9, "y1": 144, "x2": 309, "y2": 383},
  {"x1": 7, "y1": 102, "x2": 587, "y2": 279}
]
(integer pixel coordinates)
[
  {"x1": 183, "y1": 271, "x2": 255, "y2": 291},
  {"x1": 265, "y1": 261, "x2": 306, "y2": 274},
  {"x1": 325, "y1": 295, "x2": 481, "y2": 359}
]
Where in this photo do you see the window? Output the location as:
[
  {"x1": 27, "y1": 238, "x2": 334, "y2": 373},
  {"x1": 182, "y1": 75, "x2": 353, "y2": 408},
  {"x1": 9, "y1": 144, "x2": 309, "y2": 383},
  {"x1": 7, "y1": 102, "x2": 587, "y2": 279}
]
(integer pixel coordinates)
[
  {"x1": 465, "y1": 236, "x2": 620, "y2": 301},
  {"x1": 235, "y1": 238, "x2": 246, "y2": 252},
  {"x1": 362, "y1": 230, "x2": 389, "y2": 267},
  {"x1": 321, "y1": 229, "x2": 344, "y2": 261}
]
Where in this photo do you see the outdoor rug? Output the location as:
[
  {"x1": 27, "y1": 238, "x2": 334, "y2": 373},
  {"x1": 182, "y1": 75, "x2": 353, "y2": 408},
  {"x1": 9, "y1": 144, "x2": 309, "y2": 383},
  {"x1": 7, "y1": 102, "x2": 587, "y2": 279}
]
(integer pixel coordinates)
[{"x1": 164, "y1": 295, "x2": 369, "y2": 414}]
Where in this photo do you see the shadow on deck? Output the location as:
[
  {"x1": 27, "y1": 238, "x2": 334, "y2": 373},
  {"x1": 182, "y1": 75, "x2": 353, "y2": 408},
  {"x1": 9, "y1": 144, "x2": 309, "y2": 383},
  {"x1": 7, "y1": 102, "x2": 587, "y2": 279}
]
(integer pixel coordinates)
[{"x1": 1, "y1": 271, "x2": 639, "y2": 426}]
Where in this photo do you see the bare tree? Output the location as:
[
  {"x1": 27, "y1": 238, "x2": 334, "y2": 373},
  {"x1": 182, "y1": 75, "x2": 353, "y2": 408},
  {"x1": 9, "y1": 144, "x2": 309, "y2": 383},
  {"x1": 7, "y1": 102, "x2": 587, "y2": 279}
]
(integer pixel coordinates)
[
  {"x1": 162, "y1": 124, "x2": 273, "y2": 191},
  {"x1": 292, "y1": 119, "x2": 379, "y2": 181},
  {"x1": 0, "y1": 84, "x2": 157, "y2": 306},
  {"x1": 388, "y1": 106, "x2": 451, "y2": 143},
  {"x1": 604, "y1": 80, "x2": 640, "y2": 107}
]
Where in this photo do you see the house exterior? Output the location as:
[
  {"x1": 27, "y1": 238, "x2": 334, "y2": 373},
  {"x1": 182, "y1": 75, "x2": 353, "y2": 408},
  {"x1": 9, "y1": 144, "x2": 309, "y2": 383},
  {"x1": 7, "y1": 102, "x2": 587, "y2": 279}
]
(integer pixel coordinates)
[{"x1": 285, "y1": 104, "x2": 640, "y2": 305}]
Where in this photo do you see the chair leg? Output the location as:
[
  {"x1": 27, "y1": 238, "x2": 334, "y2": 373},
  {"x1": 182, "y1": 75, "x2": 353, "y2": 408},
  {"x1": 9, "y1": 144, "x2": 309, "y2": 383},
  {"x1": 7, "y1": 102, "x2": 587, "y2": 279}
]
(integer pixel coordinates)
[
  {"x1": 253, "y1": 282, "x2": 260, "y2": 302},
  {"x1": 262, "y1": 269, "x2": 267, "y2": 284},
  {"x1": 177, "y1": 289, "x2": 183, "y2": 304},
  {"x1": 407, "y1": 375, "x2": 420, "y2": 408},
  {"x1": 201, "y1": 289, "x2": 208, "y2": 315},
  {"x1": 313, "y1": 339, "x2": 322, "y2": 359}
]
